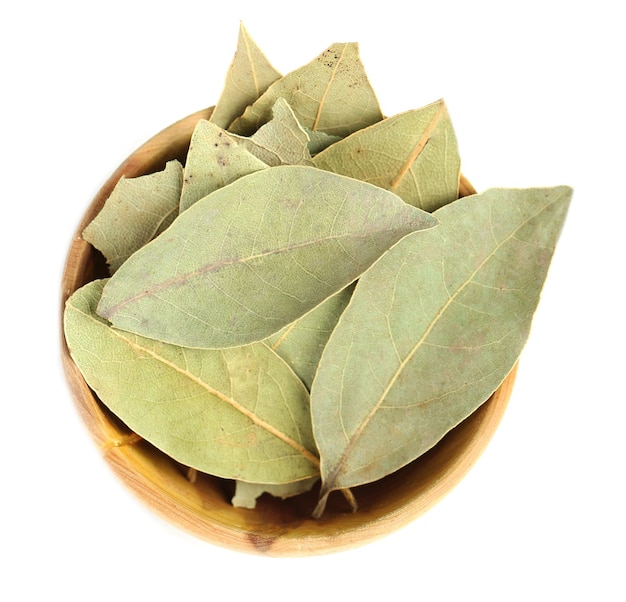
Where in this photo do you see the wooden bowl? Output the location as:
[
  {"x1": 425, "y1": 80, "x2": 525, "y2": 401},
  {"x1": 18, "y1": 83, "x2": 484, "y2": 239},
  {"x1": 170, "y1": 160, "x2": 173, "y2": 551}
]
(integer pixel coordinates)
[{"x1": 60, "y1": 108, "x2": 517, "y2": 556}]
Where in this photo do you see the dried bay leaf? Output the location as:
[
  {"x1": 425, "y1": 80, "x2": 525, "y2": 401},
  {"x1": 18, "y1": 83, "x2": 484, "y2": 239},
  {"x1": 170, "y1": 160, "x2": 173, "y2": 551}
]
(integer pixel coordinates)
[
  {"x1": 229, "y1": 43, "x2": 383, "y2": 137},
  {"x1": 305, "y1": 128, "x2": 343, "y2": 155},
  {"x1": 313, "y1": 99, "x2": 460, "y2": 212},
  {"x1": 64, "y1": 280, "x2": 319, "y2": 484},
  {"x1": 179, "y1": 119, "x2": 267, "y2": 213},
  {"x1": 232, "y1": 98, "x2": 314, "y2": 167},
  {"x1": 97, "y1": 165, "x2": 437, "y2": 349},
  {"x1": 267, "y1": 285, "x2": 354, "y2": 390},
  {"x1": 82, "y1": 160, "x2": 183, "y2": 273},
  {"x1": 210, "y1": 23, "x2": 281, "y2": 130},
  {"x1": 232, "y1": 477, "x2": 319, "y2": 509},
  {"x1": 311, "y1": 186, "x2": 573, "y2": 516}
]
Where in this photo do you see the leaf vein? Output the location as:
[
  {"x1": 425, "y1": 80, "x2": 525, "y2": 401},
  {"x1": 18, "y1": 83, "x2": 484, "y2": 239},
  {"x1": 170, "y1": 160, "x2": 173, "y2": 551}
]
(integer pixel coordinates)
[
  {"x1": 327, "y1": 194, "x2": 561, "y2": 487},
  {"x1": 108, "y1": 325, "x2": 320, "y2": 466}
]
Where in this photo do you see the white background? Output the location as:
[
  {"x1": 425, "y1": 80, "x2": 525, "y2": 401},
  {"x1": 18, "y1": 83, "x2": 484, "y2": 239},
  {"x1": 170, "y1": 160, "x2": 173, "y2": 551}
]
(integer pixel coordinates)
[{"x1": 2, "y1": 1, "x2": 624, "y2": 600}]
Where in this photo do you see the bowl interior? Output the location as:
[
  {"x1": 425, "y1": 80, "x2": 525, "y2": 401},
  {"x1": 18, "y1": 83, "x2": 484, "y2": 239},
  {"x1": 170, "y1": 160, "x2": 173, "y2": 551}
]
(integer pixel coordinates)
[{"x1": 60, "y1": 108, "x2": 516, "y2": 556}]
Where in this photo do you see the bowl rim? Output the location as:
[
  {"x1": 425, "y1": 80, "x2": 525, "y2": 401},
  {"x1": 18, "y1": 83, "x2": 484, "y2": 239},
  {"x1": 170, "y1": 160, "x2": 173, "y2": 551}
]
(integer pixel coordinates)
[{"x1": 60, "y1": 107, "x2": 516, "y2": 556}]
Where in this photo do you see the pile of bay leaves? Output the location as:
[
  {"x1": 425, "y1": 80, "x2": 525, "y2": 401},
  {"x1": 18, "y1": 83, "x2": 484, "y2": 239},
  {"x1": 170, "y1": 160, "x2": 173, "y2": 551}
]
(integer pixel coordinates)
[{"x1": 63, "y1": 25, "x2": 572, "y2": 518}]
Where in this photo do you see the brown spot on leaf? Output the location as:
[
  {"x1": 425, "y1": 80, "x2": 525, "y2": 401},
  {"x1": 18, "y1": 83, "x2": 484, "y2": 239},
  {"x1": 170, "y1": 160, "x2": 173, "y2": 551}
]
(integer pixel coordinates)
[{"x1": 217, "y1": 430, "x2": 256, "y2": 448}]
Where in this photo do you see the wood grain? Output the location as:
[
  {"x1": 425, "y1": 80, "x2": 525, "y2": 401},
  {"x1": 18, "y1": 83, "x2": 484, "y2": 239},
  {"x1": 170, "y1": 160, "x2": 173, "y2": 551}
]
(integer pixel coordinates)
[{"x1": 60, "y1": 109, "x2": 515, "y2": 556}]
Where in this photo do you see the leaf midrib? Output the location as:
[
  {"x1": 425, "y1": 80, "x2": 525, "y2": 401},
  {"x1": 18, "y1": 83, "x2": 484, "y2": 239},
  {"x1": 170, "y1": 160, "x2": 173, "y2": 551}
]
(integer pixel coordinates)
[
  {"x1": 241, "y1": 27, "x2": 261, "y2": 98},
  {"x1": 312, "y1": 44, "x2": 347, "y2": 132},
  {"x1": 100, "y1": 222, "x2": 412, "y2": 318},
  {"x1": 325, "y1": 194, "x2": 560, "y2": 489},
  {"x1": 69, "y1": 303, "x2": 320, "y2": 468},
  {"x1": 389, "y1": 101, "x2": 446, "y2": 192}
]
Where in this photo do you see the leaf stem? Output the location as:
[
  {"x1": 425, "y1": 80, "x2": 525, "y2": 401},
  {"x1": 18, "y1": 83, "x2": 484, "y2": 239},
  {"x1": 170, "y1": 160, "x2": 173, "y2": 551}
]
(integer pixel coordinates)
[
  {"x1": 311, "y1": 487, "x2": 358, "y2": 519},
  {"x1": 312, "y1": 490, "x2": 330, "y2": 519},
  {"x1": 340, "y1": 488, "x2": 358, "y2": 513}
]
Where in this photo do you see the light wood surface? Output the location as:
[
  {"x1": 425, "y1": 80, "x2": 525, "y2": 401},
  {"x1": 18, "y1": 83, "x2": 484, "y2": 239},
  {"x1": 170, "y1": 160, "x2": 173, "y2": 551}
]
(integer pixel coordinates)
[{"x1": 60, "y1": 109, "x2": 516, "y2": 556}]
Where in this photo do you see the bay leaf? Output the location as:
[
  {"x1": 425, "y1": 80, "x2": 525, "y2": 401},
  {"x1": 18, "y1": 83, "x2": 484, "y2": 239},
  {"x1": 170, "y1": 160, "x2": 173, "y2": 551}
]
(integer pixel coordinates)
[
  {"x1": 210, "y1": 22, "x2": 281, "y2": 130},
  {"x1": 229, "y1": 43, "x2": 383, "y2": 137},
  {"x1": 305, "y1": 128, "x2": 343, "y2": 155},
  {"x1": 97, "y1": 165, "x2": 437, "y2": 349},
  {"x1": 232, "y1": 98, "x2": 314, "y2": 167},
  {"x1": 313, "y1": 99, "x2": 460, "y2": 212},
  {"x1": 266, "y1": 284, "x2": 354, "y2": 390},
  {"x1": 311, "y1": 186, "x2": 573, "y2": 517},
  {"x1": 64, "y1": 280, "x2": 319, "y2": 484},
  {"x1": 179, "y1": 119, "x2": 267, "y2": 213},
  {"x1": 232, "y1": 477, "x2": 318, "y2": 509},
  {"x1": 83, "y1": 160, "x2": 183, "y2": 273}
]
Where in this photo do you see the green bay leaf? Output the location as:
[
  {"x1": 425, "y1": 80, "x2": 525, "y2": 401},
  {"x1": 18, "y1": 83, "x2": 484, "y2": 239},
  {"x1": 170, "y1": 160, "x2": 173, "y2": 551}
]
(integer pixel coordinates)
[
  {"x1": 232, "y1": 477, "x2": 319, "y2": 509},
  {"x1": 305, "y1": 128, "x2": 343, "y2": 155},
  {"x1": 83, "y1": 160, "x2": 183, "y2": 273},
  {"x1": 232, "y1": 98, "x2": 314, "y2": 167},
  {"x1": 311, "y1": 186, "x2": 573, "y2": 516},
  {"x1": 97, "y1": 165, "x2": 437, "y2": 349},
  {"x1": 179, "y1": 119, "x2": 267, "y2": 213},
  {"x1": 267, "y1": 284, "x2": 354, "y2": 390},
  {"x1": 210, "y1": 23, "x2": 281, "y2": 130},
  {"x1": 64, "y1": 280, "x2": 319, "y2": 484},
  {"x1": 229, "y1": 42, "x2": 383, "y2": 137},
  {"x1": 313, "y1": 99, "x2": 460, "y2": 212}
]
